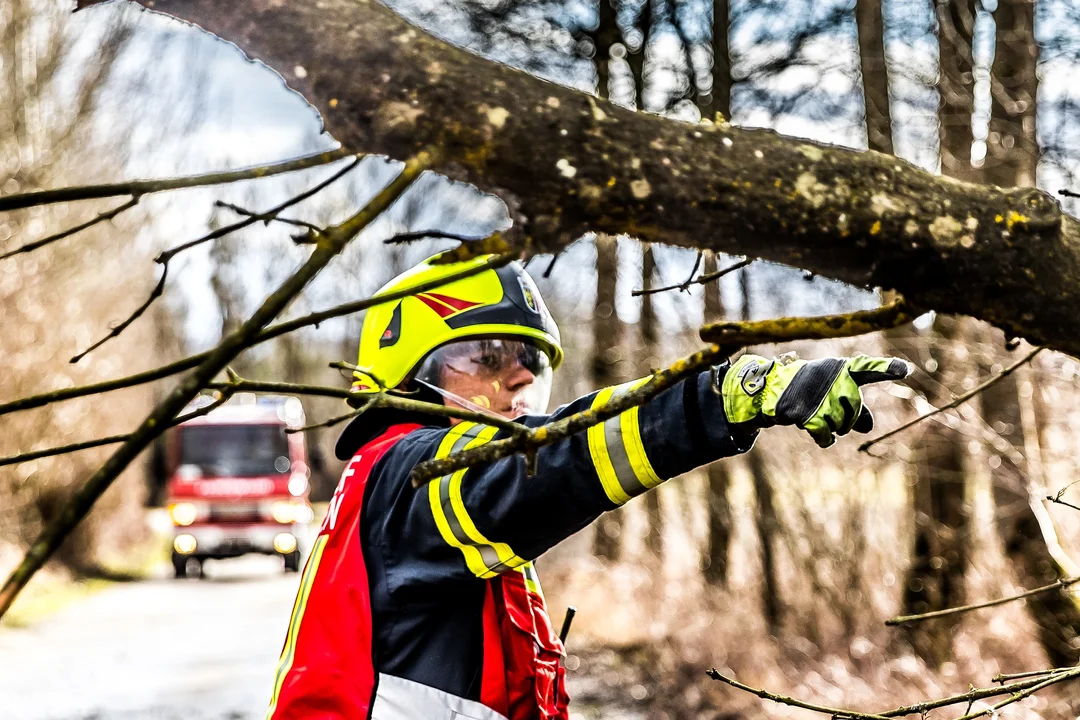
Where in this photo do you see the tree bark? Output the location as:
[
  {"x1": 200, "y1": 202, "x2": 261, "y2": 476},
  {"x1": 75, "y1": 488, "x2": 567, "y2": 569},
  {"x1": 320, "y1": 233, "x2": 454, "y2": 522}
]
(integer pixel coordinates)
[
  {"x1": 856, "y1": 0, "x2": 894, "y2": 155},
  {"x1": 82, "y1": 0, "x2": 1080, "y2": 357},
  {"x1": 592, "y1": 233, "x2": 623, "y2": 561},
  {"x1": 702, "y1": 252, "x2": 733, "y2": 586}
]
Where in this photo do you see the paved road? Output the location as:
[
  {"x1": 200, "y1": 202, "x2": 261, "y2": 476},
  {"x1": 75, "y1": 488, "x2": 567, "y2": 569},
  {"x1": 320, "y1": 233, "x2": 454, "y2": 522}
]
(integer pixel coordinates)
[
  {"x1": 0, "y1": 556, "x2": 299, "y2": 720},
  {"x1": 0, "y1": 554, "x2": 640, "y2": 720}
]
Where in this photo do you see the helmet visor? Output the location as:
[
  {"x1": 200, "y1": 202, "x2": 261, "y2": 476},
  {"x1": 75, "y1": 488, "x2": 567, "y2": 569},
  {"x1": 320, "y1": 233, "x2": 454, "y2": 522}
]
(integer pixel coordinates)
[{"x1": 414, "y1": 338, "x2": 553, "y2": 418}]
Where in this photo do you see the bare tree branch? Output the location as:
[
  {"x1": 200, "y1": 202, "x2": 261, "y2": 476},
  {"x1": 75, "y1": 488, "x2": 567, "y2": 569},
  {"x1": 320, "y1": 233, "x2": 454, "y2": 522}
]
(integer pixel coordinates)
[
  {"x1": 0, "y1": 197, "x2": 138, "y2": 259},
  {"x1": 154, "y1": 155, "x2": 361, "y2": 264},
  {"x1": 82, "y1": 0, "x2": 1080, "y2": 357},
  {"x1": 0, "y1": 148, "x2": 350, "y2": 212},
  {"x1": 859, "y1": 345, "x2": 1044, "y2": 453},
  {"x1": 632, "y1": 256, "x2": 750, "y2": 297},
  {"x1": 216, "y1": 200, "x2": 324, "y2": 235},
  {"x1": 0, "y1": 387, "x2": 236, "y2": 467},
  {"x1": 0, "y1": 153, "x2": 429, "y2": 620},
  {"x1": 706, "y1": 668, "x2": 890, "y2": 720},
  {"x1": 885, "y1": 576, "x2": 1080, "y2": 626},
  {"x1": 699, "y1": 298, "x2": 914, "y2": 344},
  {"x1": 70, "y1": 265, "x2": 168, "y2": 363}
]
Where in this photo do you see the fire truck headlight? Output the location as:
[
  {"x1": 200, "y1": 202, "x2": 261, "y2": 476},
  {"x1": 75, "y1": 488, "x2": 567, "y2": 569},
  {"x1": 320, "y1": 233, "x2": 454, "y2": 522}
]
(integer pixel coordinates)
[
  {"x1": 292, "y1": 503, "x2": 315, "y2": 525},
  {"x1": 273, "y1": 533, "x2": 298, "y2": 554},
  {"x1": 271, "y1": 501, "x2": 295, "y2": 524},
  {"x1": 169, "y1": 503, "x2": 198, "y2": 527},
  {"x1": 173, "y1": 534, "x2": 197, "y2": 555},
  {"x1": 288, "y1": 473, "x2": 308, "y2": 497}
]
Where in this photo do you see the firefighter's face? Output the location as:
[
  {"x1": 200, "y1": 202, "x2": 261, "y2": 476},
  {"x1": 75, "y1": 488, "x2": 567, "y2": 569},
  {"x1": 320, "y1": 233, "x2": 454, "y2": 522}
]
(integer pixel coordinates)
[{"x1": 417, "y1": 339, "x2": 553, "y2": 420}]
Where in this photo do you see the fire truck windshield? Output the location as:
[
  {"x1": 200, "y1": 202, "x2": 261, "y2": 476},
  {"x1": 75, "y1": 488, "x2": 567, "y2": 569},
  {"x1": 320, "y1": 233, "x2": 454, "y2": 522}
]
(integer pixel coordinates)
[{"x1": 178, "y1": 424, "x2": 291, "y2": 478}]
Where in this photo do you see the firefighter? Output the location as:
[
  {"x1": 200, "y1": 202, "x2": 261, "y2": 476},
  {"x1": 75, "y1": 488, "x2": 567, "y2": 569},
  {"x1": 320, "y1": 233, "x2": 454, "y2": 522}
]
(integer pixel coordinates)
[{"x1": 266, "y1": 251, "x2": 911, "y2": 720}]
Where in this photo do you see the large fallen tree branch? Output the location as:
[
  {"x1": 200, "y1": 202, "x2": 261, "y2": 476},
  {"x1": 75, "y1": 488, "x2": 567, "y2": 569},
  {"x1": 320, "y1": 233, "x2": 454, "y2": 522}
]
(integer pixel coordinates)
[
  {"x1": 0, "y1": 153, "x2": 428, "y2": 620},
  {"x1": 77, "y1": 0, "x2": 1080, "y2": 356}
]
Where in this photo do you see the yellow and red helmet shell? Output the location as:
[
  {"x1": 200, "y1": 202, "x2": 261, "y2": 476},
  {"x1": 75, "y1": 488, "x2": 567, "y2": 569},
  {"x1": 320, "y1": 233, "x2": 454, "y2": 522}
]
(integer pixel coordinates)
[{"x1": 351, "y1": 252, "x2": 562, "y2": 395}]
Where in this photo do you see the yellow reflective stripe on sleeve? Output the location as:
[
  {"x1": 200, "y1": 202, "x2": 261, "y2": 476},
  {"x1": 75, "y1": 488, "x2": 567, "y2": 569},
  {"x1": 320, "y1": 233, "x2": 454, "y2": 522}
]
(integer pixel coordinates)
[
  {"x1": 587, "y1": 377, "x2": 663, "y2": 505},
  {"x1": 587, "y1": 385, "x2": 629, "y2": 505},
  {"x1": 266, "y1": 534, "x2": 329, "y2": 719},
  {"x1": 518, "y1": 562, "x2": 545, "y2": 602},
  {"x1": 621, "y1": 404, "x2": 662, "y2": 489},
  {"x1": 427, "y1": 422, "x2": 527, "y2": 579}
]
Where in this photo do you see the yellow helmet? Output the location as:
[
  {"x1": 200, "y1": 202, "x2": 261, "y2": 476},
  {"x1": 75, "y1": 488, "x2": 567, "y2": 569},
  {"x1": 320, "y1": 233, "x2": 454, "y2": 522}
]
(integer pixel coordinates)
[{"x1": 351, "y1": 252, "x2": 563, "y2": 395}]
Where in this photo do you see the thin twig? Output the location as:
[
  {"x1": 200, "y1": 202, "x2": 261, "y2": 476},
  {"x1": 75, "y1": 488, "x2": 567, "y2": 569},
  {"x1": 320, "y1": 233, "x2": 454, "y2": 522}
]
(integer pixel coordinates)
[
  {"x1": 216, "y1": 200, "x2": 324, "y2": 235},
  {"x1": 950, "y1": 669, "x2": 1080, "y2": 720},
  {"x1": 0, "y1": 153, "x2": 429, "y2": 621},
  {"x1": 706, "y1": 669, "x2": 891, "y2": 720},
  {"x1": 68, "y1": 158, "x2": 361, "y2": 363},
  {"x1": 381, "y1": 229, "x2": 491, "y2": 245},
  {"x1": 0, "y1": 148, "x2": 351, "y2": 212},
  {"x1": 992, "y1": 668, "x2": 1071, "y2": 684},
  {"x1": 0, "y1": 389, "x2": 235, "y2": 467},
  {"x1": 1059, "y1": 188, "x2": 1080, "y2": 198},
  {"x1": 1047, "y1": 496, "x2": 1080, "y2": 514},
  {"x1": 0, "y1": 253, "x2": 514, "y2": 419},
  {"x1": 885, "y1": 576, "x2": 1080, "y2": 626},
  {"x1": 156, "y1": 156, "x2": 360, "y2": 264},
  {"x1": 859, "y1": 346, "x2": 1044, "y2": 453},
  {"x1": 0, "y1": 197, "x2": 138, "y2": 260},
  {"x1": 633, "y1": 257, "x2": 750, "y2": 297},
  {"x1": 876, "y1": 673, "x2": 1077, "y2": 717},
  {"x1": 70, "y1": 265, "x2": 168, "y2": 363}
]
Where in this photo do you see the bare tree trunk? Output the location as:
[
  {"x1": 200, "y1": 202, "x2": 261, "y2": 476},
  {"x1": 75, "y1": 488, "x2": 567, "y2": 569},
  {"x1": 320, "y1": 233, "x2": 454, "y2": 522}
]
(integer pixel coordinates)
[
  {"x1": 699, "y1": 0, "x2": 731, "y2": 122},
  {"x1": 702, "y1": 252, "x2": 733, "y2": 586},
  {"x1": 899, "y1": 1, "x2": 977, "y2": 664},
  {"x1": 985, "y1": 0, "x2": 1038, "y2": 189},
  {"x1": 902, "y1": 315, "x2": 970, "y2": 665},
  {"x1": 741, "y1": 268, "x2": 782, "y2": 631},
  {"x1": 980, "y1": 0, "x2": 1080, "y2": 665},
  {"x1": 627, "y1": 0, "x2": 653, "y2": 110},
  {"x1": 856, "y1": 0, "x2": 894, "y2": 155},
  {"x1": 593, "y1": 0, "x2": 619, "y2": 101},
  {"x1": 640, "y1": 244, "x2": 663, "y2": 559},
  {"x1": 592, "y1": 233, "x2": 623, "y2": 561},
  {"x1": 936, "y1": 0, "x2": 979, "y2": 181}
]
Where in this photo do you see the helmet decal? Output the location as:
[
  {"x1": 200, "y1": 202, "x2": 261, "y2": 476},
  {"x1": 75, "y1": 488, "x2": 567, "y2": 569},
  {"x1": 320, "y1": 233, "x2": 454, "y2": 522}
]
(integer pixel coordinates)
[
  {"x1": 415, "y1": 292, "x2": 482, "y2": 319},
  {"x1": 379, "y1": 302, "x2": 403, "y2": 348},
  {"x1": 518, "y1": 276, "x2": 540, "y2": 314}
]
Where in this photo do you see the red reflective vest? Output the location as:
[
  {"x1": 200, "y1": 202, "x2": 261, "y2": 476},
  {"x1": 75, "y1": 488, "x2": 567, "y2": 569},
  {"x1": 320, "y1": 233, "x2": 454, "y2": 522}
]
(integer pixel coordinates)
[{"x1": 267, "y1": 424, "x2": 569, "y2": 720}]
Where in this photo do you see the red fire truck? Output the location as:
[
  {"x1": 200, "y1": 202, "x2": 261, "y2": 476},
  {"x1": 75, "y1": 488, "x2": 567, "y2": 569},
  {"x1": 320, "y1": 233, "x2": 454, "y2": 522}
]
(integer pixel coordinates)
[{"x1": 162, "y1": 394, "x2": 314, "y2": 578}]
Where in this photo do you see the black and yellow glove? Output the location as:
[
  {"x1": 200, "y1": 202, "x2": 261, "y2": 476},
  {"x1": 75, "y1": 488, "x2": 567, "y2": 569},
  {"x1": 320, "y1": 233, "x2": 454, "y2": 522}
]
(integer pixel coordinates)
[{"x1": 720, "y1": 353, "x2": 912, "y2": 448}]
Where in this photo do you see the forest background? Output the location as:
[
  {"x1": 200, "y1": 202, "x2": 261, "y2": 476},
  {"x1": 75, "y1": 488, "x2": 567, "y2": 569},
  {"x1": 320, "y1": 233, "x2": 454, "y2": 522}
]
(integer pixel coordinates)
[{"x1": 4, "y1": 0, "x2": 1080, "y2": 717}]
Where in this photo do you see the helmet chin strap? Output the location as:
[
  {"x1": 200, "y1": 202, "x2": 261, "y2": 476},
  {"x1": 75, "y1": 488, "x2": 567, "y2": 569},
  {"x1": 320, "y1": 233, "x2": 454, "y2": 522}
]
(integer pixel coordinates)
[{"x1": 414, "y1": 379, "x2": 509, "y2": 422}]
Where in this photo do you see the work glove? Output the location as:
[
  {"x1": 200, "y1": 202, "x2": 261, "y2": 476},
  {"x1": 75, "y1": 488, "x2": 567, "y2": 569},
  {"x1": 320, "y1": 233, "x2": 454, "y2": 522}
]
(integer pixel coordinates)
[{"x1": 719, "y1": 353, "x2": 912, "y2": 448}]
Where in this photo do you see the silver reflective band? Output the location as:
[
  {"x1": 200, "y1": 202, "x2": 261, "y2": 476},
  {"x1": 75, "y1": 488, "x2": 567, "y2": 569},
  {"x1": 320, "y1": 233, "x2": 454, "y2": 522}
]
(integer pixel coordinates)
[
  {"x1": 436, "y1": 425, "x2": 514, "y2": 575},
  {"x1": 371, "y1": 673, "x2": 509, "y2": 720}
]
